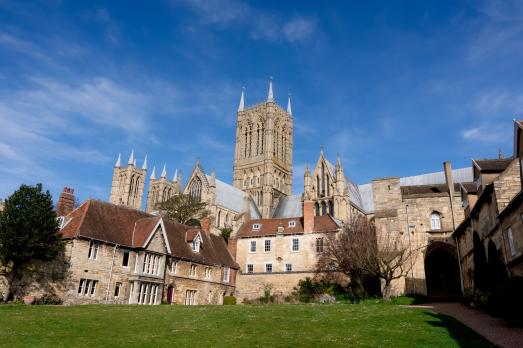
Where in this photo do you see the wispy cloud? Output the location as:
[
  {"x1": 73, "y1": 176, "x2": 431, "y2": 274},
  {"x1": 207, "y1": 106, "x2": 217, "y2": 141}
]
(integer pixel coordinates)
[{"x1": 175, "y1": 0, "x2": 317, "y2": 43}]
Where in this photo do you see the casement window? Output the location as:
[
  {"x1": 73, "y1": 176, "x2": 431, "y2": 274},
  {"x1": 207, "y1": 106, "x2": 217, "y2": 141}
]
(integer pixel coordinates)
[
  {"x1": 205, "y1": 267, "x2": 211, "y2": 280},
  {"x1": 114, "y1": 283, "x2": 122, "y2": 298},
  {"x1": 507, "y1": 227, "x2": 517, "y2": 256},
  {"x1": 57, "y1": 216, "x2": 65, "y2": 229},
  {"x1": 190, "y1": 264, "x2": 197, "y2": 277},
  {"x1": 142, "y1": 253, "x2": 161, "y2": 276},
  {"x1": 77, "y1": 279, "x2": 98, "y2": 297},
  {"x1": 223, "y1": 266, "x2": 230, "y2": 283},
  {"x1": 430, "y1": 212, "x2": 442, "y2": 230},
  {"x1": 285, "y1": 263, "x2": 292, "y2": 272},
  {"x1": 122, "y1": 251, "x2": 130, "y2": 267},
  {"x1": 288, "y1": 220, "x2": 296, "y2": 228},
  {"x1": 292, "y1": 238, "x2": 300, "y2": 252},
  {"x1": 249, "y1": 240, "x2": 257, "y2": 253},
  {"x1": 265, "y1": 263, "x2": 273, "y2": 273},
  {"x1": 264, "y1": 239, "x2": 272, "y2": 252},
  {"x1": 252, "y1": 223, "x2": 261, "y2": 230},
  {"x1": 192, "y1": 239, "x2": 201, "y2": 253},
  {"x1": 87, "y1": 240, "x2": 99, "y2": 260},
  {"x1": 170, "y1": 260, "x2": 178, "y2": 275},
  {"x1": 138, "y1": 283, "x2": 159, "y2": 305},
  {"x1": 185, "y1": 290, "x2": 197, "y2": 305},
  {"x1": 316, "y1": 238, "x2": 324, "y2": 253},
  {"x1": 246, "y1": 264, "x2": 254, "y2": 274}
]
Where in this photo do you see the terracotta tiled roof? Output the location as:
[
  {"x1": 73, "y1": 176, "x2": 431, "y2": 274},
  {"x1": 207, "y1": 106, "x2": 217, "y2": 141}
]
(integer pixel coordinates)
[
  {"x1": 185, "y1": 229, "x2": 200, "y2": 242},
  {"x1": 236, "y1": 215, "x2": 339, "y2": 238},
  {"x1": 59, "y1": 199, "x2": 238, "y2": 268},
  {"x1": 162, "y1": 219, "x2": 238, "y2": 268}
]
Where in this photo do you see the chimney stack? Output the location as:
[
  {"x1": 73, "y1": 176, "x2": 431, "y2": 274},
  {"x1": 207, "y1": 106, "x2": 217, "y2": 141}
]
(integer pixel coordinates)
[
  {"x1": 56, "y1": 187, "x2": 75, "y2": 217},
  {"x1": 303, "y1": 200, "x2": 314, "y2": 233},
  {"x1": 200, "y1": 216, "x2": 212, "y2": 236}
]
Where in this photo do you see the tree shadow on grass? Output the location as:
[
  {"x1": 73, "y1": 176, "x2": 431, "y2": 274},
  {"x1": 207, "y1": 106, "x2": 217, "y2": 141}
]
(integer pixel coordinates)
[{"x1": 424, "y1": 311, "x2": 495, "y2": 348}]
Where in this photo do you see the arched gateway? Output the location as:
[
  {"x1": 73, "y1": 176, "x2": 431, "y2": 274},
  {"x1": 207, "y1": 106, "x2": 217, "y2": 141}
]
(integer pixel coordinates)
[{"x1": 424, "y1": 242, "x2": 461, "y2": 299}]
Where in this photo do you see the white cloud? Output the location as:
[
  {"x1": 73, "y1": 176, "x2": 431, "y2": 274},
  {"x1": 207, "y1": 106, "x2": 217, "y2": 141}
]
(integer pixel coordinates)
[
  {"x1": 176, "y1": 0, "x2": 316, "y2": 43},
  {"x1": 461, "y1": 124, "x2": 510, "y2": 143}
]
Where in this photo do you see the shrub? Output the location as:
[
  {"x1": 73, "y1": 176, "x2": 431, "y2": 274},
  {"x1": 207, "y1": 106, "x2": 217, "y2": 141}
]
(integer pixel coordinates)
[
  {"x1": 223, "y1": 296, "x2": 236, "y2": 305},
  {"x1": 472, "y1": 290, "x2": 491, "y2": 310},
  {"x1": 491, "y1": 276, "x2": 523, "y2": 324},
  {"x1": 36, "y1": 294, "x2": 62, "y2": 305}
]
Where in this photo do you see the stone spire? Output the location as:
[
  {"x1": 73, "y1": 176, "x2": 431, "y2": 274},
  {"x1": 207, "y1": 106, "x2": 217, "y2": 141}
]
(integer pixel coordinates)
[
  {"x1": 210, "y1": 169, "x2": 216, "y2": 187},
  {"x1": 336, "y1": 153, "x2": 342, "y2": 168},
  {"x1": 150, "y1": 166, "x2": 156, "y2": 180},
  {"x1": 304, "y1": 162, "x2": 310, "y2": 176},
  {"x1": 115, "y1": 153, "x2": 121, "y2": 167},
  {"x1": 142, "y1": 155, "x2": 148, "y2": 170},
  {"x1": 161, "y1": 163, "x2": 167, "y2": 178},
  {"x1": 173, "y1": 168, "x2": 178, "y2": 182},
  {"x1": 267, "y1": 77, "x2": 274, "y2": 102},
  {"x1": 287, "y1": 94, "x2": 292, "y2": 115},
  {"x1": 238, "y1": 87, "x2": 245, "y2": 112},
  {"x1": 133, "y1": 158, "x2": 137, "y2": 167},
  {"x1": 128, "y1": 149, "x2": 135, "y2": 165}
]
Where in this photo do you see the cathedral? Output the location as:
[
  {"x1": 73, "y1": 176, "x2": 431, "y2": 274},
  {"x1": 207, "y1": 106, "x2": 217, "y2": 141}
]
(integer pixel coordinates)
[{"x1": 107, "y1": 78, "x2": 480, "y2": 299}]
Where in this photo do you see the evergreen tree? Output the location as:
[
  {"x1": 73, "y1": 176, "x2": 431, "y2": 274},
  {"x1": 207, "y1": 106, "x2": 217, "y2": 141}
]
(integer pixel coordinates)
[{"x1": 0, "y1": 184, "x2": 63, "y2": 300}]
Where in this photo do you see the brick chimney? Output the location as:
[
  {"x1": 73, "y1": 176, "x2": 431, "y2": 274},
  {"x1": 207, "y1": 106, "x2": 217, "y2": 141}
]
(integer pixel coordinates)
[
  {"x1": 56, "y1": 187, "x2": 75, "y2": 217},
  {"x1": 303, "y1": 200, "x2": 314, "y2": 233},
  {"x1": 200, "y1": 216, "x2": 212, "y2": 236}
]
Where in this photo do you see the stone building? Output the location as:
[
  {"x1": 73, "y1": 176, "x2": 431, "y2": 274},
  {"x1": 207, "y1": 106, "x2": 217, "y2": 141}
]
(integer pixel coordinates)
[
  {"x1": 0, "y1": 189, "x2": 238, "y2": 305},
  {"x1": 453, "y1": 120, "x2": 523, "y2": 296},
  {"x1": 146, "y1": 164, "x2": 182, "y2": 213},
  {"x1": 232, "y1": 80, "x2": 293, "y2": 218},
  {"x1": 233, "y1": 201, "x2": 340, "y2": 300},
  {"x1": 109, "y1": 150, "x2": 147, "y2": 210}
]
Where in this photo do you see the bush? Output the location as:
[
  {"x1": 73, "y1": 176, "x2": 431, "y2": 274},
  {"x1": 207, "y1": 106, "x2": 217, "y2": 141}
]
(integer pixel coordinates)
[
  {"x1": 36, "y1": 294, "x2": 62, "y2": 305},
  {"x1": 491, "y1": 276, "x2": 523, "y2": 324},
  {"x1": 223, "y1": 296, "x2": 236, "y2": 305},
  {"x1": 293, "y1": 278, "x2": 360, "y2": 303}
]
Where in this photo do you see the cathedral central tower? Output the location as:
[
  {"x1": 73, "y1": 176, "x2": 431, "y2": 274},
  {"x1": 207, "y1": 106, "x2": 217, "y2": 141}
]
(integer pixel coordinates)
[{"x1": 232, "y1": 79, "x2": 293, "y2": 218}]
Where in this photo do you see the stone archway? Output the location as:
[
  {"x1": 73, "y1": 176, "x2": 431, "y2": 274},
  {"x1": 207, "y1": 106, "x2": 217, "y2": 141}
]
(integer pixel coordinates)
[{"x1": 424, "y1": 242, "x2": 460, "y2": 299}]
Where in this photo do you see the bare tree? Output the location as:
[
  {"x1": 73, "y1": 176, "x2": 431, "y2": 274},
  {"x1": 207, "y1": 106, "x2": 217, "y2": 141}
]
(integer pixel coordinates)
[{"x1": 317, "y1": 216, "x2": 416, "y2": 300}]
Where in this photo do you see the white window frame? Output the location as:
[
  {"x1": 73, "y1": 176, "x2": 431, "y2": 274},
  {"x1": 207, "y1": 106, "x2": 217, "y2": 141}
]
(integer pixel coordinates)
[
  {"x1": 57, "y1": 216, "x2": 65, "y2": 229},
  {"x1": 190, "y1": 264, "x2": 197, "y2": 278},
  {"x1": 507, "y1": 227, "x2": 517, "y2": 257},
  {"x1": 252, "y1": 223, "x2": 261, "y2": 230},
  {"x1": 192, "y1": 238, "x2": 201, "y2": 253},
  {"x1": 88, "y1": 240, "x2": 99, "y2": 260},
  {"x1": 265, "y1": 263, "x2": 273, "y2": 273},
  {"x1": 316, "y1": 238, "x2": 324, "y2": 253},
  {"x1": 288, "y1": 220, "x2": 296, "y2": 228},
  {"x1": 291, "y1": 238, "x2": 300, "y2": 252},
  {"x1": 249, "y1": 240, "x2": 257, "y2": 253},
  {"x1": 285, "y1": 263, "x2": 292, "y2": 272},
  {"x1": 430, "y1": 212, "x2": 442, "y2": 230},
  {"x1": 264, "y1": 239, "x2": 272, "y2": 253},
  {"x1": 121, "y1": 251, "x2": 130, "y2": 267},
  {"x1": 170, "y1": 260, "x2": 178, "y2": 275},
  {"x1": 246, "y1": 263, "x2": 254, "y2": 274},
  {"x1": 114, "y1": 282, "x2": 122, "y2": 298},
  {"x1": 223, "y1": 266, "x2": 230, "y2": 283}
]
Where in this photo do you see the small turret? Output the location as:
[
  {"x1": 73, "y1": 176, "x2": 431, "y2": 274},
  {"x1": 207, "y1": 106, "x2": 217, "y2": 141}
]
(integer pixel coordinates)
[
  {"x1": 115, "y1": 153, "x2": 121, "y2": 167},
  {"x1": 142, "y1": 155, "x2": 147, "y2": 170},
  {"x1": 128, "y1": 149, "x2": 135, "y2": 165},
  {"x1": 287, "y1": 94, "x2": 292, "y2": 115},
  {"x1": 267, "y1": 77, "x2": 274, "y2": 102},
  {"x1": 238, "y1": 87, "x2": 245, "y2": 112},
  {"x1": 161, "y1": 163, "x2": 167, "y2": 179},
  {"x1": 150, "y1": 166, "x2": 156, "y2": 180}
]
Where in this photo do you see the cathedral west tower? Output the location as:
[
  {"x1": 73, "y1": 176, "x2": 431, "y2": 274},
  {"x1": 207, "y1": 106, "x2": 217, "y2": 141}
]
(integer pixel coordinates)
[{"x1": 232, "y1": 79, "x2": 293, "y2": 218}]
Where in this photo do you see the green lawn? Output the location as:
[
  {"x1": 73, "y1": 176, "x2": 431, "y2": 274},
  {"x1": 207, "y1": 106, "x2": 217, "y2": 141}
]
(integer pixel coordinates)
[{"x1": 0, "y1": 303, "x2": 493, "y2": 348}]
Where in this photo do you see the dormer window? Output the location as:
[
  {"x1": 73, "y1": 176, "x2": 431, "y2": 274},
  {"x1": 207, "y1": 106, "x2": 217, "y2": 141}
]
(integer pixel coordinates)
[
  {"x1": 192, "y1": 239, "x2": 201, "y2": 253},
  {"x1": 288, "y1": 220, "x2": 296, "y2": 228},
  {"x1": 57, "y1": 216, "x2": 65, "y2": 229},
  {"x1": 252, "y1": 223, "x2": 261, "y2": 230}
]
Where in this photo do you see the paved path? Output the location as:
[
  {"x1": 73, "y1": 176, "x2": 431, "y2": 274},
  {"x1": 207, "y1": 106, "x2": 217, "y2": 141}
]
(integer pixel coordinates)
[{"x1": 410, "y1": 302, "x2": 523, "y2": 348}]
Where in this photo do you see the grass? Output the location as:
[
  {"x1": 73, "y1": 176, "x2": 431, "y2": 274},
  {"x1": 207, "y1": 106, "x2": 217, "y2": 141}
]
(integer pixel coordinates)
[{"x1": 0, "y1": 303, "x2": 493, "y2": 348}]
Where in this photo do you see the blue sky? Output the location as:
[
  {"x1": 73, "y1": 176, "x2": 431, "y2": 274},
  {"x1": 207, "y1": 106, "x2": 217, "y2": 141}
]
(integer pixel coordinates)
[{"x1": 1, "y1": 0, "x2": 522, "y2": 203}]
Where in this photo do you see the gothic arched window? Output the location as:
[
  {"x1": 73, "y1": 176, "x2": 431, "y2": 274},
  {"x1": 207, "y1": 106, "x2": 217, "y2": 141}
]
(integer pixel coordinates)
[
  {"x1": 315, "y1": 202, "x2": 320, "y2": 216},
  {"x1": 189, "y1": 177, "x2": 202, "y2": 201},
  {"x1": 321, "y1": 202, "x2": 327, "y2": 215},
  {"x1": 430, "y1": 212, "x2": 441, "y2": 230}
]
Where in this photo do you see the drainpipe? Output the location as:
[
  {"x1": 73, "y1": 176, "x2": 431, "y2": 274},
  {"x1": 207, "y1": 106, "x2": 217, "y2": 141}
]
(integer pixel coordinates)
[
  {"x1": 105, "y1": 244, "x2": 118, "y2": 304},
  {"x1": 454, "y1": 235, "x2": 465, "y2": 295}
]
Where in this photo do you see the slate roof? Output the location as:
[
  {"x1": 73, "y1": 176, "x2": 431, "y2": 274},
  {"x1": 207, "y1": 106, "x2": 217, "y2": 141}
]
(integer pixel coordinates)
[
  {"x1": 473, "y1": 158, "x2": 513, "y2": 173},
  {"x1": 400, "y1": 183, "x2": 462, "y2": 196},
  {"x1": 60, "y1": 199, "x2": 238, "y2": 268},
  {"x1": 236, "y1": 215, "x2": 340, "y2": 238},
  {"x1": 399, "y1": 167, "x2": 473, "y2": 186},
  {"x1": 206, "y1": 175, "x2": 262, "y2": 219},
  {"x1": 272, "y1": 194, "x2": 303, "y2": 218}
]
